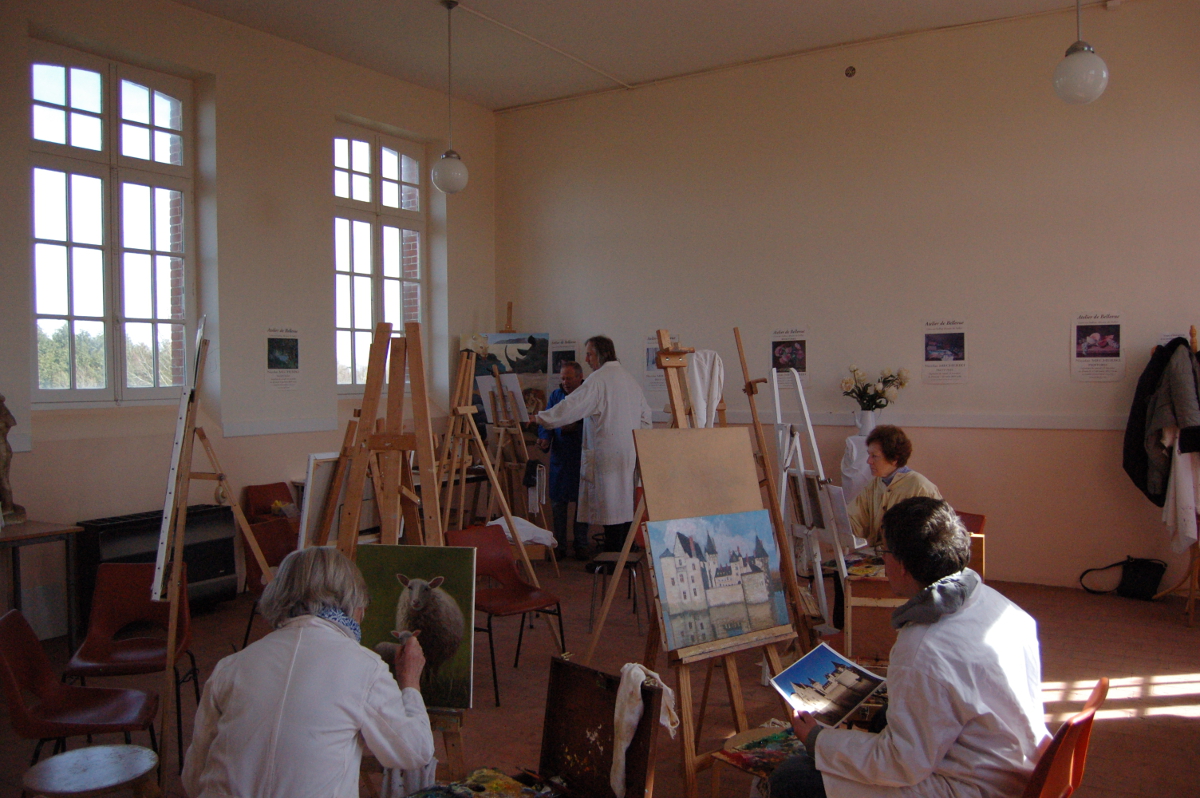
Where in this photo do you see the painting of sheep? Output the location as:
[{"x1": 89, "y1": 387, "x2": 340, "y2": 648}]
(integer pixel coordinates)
[{"x1": 357, "y1": 545, "x2": 477, "y2": 709}]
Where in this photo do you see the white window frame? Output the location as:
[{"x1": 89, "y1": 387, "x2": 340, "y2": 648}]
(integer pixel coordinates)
[
  {"x1": 333, "y1": 122, "x2": 427, "y2": 392},
  {"x1": 29, "y1": 41, "x2": 195, "y2": 406}
]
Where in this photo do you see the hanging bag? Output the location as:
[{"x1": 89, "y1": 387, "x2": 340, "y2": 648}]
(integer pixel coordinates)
[{"x1": 1079, "y1": 556, "x2": 1167, "y2": 601}]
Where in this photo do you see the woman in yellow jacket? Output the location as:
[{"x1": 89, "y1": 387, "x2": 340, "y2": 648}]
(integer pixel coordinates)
[{"x1": 849, "y1": 425, "x2": 941, "y2": 547}]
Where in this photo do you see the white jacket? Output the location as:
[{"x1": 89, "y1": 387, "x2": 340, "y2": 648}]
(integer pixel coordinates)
[
  {"x1": 536, "y1": 360, "x2": 653, "y2": 525},
  {"x1": 815, "y1": 574, "x2": 1049, "y2": 798},
  {"x1": 182, "y1": 616, "x2": 434, "y2": 798}
]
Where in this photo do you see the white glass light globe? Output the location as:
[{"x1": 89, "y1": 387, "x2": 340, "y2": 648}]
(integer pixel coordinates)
[
  {"x1": 1053, "y1": 45, "x2": 1108, "y2": 105},
  {"x1": 431, "y1": 150, "x2": 469, "y2": 194}
]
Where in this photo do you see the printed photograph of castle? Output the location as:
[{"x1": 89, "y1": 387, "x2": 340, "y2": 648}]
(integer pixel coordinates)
[
  {"x1": 771, "y1": 642, "x2": 885, "y2": 727},
  {"x1": 646, "y1": 509, "x2": 790, "y2": 651}
]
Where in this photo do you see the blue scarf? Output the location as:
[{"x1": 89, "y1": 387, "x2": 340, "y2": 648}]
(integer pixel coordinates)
[{"x1": 314, "y1": 605, "x2": 362, "y2": 643}]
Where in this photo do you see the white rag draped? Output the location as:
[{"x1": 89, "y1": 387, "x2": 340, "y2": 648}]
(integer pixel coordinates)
[
  {"x1": 610, "y1": 662, "x2": 679, "y2": 798},
  {"x1": 686, "y1": 350, "x2": 724, "y2": 428}
]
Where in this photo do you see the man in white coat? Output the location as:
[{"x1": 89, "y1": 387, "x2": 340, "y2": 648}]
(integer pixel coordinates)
[
  {"x1": 771, "y1": 497, "x2": 1049, "y2": 798},
  {"x1": 534, "y1": 336, "x2": 653, "y2": 553}
]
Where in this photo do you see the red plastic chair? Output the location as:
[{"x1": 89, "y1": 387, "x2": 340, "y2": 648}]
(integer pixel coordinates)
[
  {"x1": 445, "y1": 524, "x2": 565, "y2": 706},
  {"x1": 1022, "y1": 677, "x2": 1109, "y2": 798},
  {"x1": 0, "y1": 609, "x2": 158, "y2": 766},
  {"x1": 242, "y1": 482, "x2": 295, "y2": 524},
  {"x1": 63, "y1": 563, "x2": 197, "y2": 768},
  {"x1": 241, "y1": 517, "x2": 298, "y2": 648}
]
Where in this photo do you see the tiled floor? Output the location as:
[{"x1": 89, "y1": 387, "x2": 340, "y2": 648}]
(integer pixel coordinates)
[{"x1": 2, "y1": 560, "x2": 1198, "y2": 797}]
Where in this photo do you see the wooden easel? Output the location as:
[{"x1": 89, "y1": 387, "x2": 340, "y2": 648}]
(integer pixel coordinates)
[
  {"x1": 438, "y1": 350, "x2": 480, "y2": 532},
  {"x1": 582, "y1": 328, "x2": 815, "y2": 798},
  {"x1": 314, "y1": 322, "x2": 442, "y2": 553},
  {"x1": 150, "y1": 323, "x2": 272, "y2": 782},
  {"x1": 1154, "y1": 324, "x2": 1200, "y2": 625}
]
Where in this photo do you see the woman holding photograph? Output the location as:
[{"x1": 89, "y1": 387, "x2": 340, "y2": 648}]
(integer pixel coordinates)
[{"x1": 183, "y1": 547, "x2": 434, "y2": 798}]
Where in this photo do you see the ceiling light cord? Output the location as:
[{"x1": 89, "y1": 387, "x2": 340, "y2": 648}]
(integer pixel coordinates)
[
  {"x1": 446, "y1": 0, "x2": 455, "y2": 150},
  {"x1": 432, "y1": 0, "x2": 469, "y2": 193}
]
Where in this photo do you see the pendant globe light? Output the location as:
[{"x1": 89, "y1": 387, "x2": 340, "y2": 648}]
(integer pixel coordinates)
[
  {"x1": 432, "y1": 0, "x2": 469, "y2": 194},
  {"x1": 1053, "y1": 0, "x2": 1108, "y2": 104}
]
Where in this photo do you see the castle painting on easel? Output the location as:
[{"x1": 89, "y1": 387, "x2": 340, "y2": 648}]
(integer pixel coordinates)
[{"x1": 647, "y1": 509, "x2": 789, "y2": 651}]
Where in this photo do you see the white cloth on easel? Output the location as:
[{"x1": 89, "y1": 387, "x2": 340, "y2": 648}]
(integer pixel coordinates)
[
  {"x1": 685, "y1": 350, "x2": 724, "y2": 428},
  {"x1": 491, "y1": 514, "x2": 557, "y2": 548},
  {"x1": 611, "y1": 662, "x2": 679, "y2": 798},
  {"x1": 841, "y1": 435, "x2": 872, "y2": 504},
  {"x1": 380, "y1": 759, "x2": 438, "y2": 798},
  {"x1": 1162, "y1": 426, "x2": 1200, "y2": 553}
]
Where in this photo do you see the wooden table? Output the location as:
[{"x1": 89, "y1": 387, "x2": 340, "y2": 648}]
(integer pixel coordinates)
[{"x1": 0, "y1": 520, "x2": 83, "y2": 650}]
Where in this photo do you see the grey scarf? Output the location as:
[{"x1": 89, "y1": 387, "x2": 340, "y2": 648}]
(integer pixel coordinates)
[{"x1": 891, "y1": 568, "x2": 981, "y2": 629}]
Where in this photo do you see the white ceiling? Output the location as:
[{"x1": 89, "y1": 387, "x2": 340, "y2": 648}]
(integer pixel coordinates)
[{"x1": 170, "y1": 0, "x2": 1097, "y2": 110}]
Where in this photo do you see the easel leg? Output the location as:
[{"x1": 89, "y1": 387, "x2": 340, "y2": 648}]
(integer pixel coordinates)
[
  {"x1": 582, "y1": 497, "x2": 647, "y2": 665},
  {"x1": 722, "y1": 654, "x2": 749, "y2": 733},
  {"x1": 677, "y1": 662, "x2": 699, "y2": 798}
]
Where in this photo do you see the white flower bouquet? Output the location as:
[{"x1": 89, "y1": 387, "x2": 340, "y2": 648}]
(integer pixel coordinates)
[{"x1": 840, "y1": 366, "x2": 909, "y2": 411}]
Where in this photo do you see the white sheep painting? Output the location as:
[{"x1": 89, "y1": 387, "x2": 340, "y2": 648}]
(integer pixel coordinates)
[{"x1": 357, "y1": 545, "x2": 477, "y2": 709}]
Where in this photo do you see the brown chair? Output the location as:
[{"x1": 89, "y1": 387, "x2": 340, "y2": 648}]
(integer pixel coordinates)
[
  {"x1": 1022, "y1": 677, "x2": 1108, "y2": 798},
  {"x1": 241, "y1": 517, "x2": 299, "y2": 648},
  {"x1": 445, "y1": 524, "x2": 565, "y2": 707},
  {"x1": 956, "y1": 511, "x2": 987, "y2": 579},
  {"x1": 63, "y1": 563, "x2": 196, "y2": 769},
  {"x1": 0, "y1": 610, "x2": 158, "y2": 766},
  {"x1": 242, "y1": 482, "x2": 295, "y2": 525}
]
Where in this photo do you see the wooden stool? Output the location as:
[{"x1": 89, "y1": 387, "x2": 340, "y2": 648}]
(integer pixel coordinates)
[{"x1": 23, "y1": 745, "x2": 160, "y2": 798}]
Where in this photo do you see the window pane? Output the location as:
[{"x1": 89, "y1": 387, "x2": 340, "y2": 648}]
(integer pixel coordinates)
[
  {"x1": 353, "y1": 275, "x2": 372, "y2": 329},
  {"x1": 123, "y1": 183, "x2": 152, "y2": 250},
  {"x1": 74, "y1": 319, "x2": 107, "y2": 388},
  {"x1": 154, "y1": 130, "x2": 179, "y2": 164},
  {"x1": 381, "y1": 148, "x2": 398, "y2": 180},
  {"x1": 382, "y1": 180, "x2": 399, "y2": 209},
  {"x1": 156, "y1": 256, "x2": 181, "y2": 319},
  {"x1": 384, "y1": 279, "x2": 400, "y2": 326},
  {"x1": 121, "y1": 80, "x2": 151, "y2": 123},
  {"x1": 354, "y1": 331, "x2": 372, "y2": 383},
  {"x1": 337, "y1": 330, "x2": 353, "y2": 384},
  {"x1": 32, "y1": 64, "x2": 66, "y2": 105},
  {"x1": 334, "y1": 217, "x2": 350, "y2": 271},
  {"x1": 401, "y1": 154, "x2": 419, "y2": 184},
  {"x1": 351, "y1": 140, "x2": 370, "y2": 173},
  {"x1": 153, "y1": 91, "x2": 181, "y2": 130},
  {"x1": 352, "y1": 220, "x2": 371, "y2": 274},
  {"x1": 70, "y1": 111, "x2": 103, "y2": 151},
  {"x1": 334, "y1": 169, "x2": 349, "y2": 199},
  {"x1": 335, "y1": 274, "x2": 351, "y2": 328},
  {"x1": 70, "y1": 68, "x2": 102, "y2": 112},
  {"x1": 73, "y1": 248, "x2": 104, "y2": 318},
  {"x1": 401, "y1": 185, "x2": 419, "y2": 212},
  {"x1": 34, "y1": 244, "x2": 68, "y2": 315},
  {"x1": 71, "y1": 174, "x2": 103, "y2": 245},
  {"x1": 403, "y1": 229, "x2": 420, "y2": 278},
  {"x1": 122, "y1": 123, "x2": 151, "y2": 159},
  {"x1": 403, "y1": 282, "x2": 421, "y2": 323},
  {"x1": 158, "y1": 323, "x2": 184, "y2": 386},
  {"x1": 382, "y1": 226, "x2": 399, "y2": 277},
  {"x1": 37, "y1": 318, "x2": 70, "y2": 389},
  {"x1": 351, "y1": 173, "x2": 370, "y2": 202},
  {"x1": 33, "y1": 168, "x2": 67, "y2": 241},
  {"x1": 334, "y1": 138, "x2": 349, "y2": 169},
  {"x1": 32, "y1": 104, "x2": 66, "y2": 144},
  {"x1": 155, "y1": 188, "x2": 183, "y2": 252},
  {"x1": 125, "y1": 321, "x2": 154, "y2": 387},
  {"x1": 124, "y1": 252, "x2": 153, "y2": 318}
]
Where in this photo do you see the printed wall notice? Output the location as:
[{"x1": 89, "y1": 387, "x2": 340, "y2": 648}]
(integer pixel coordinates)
[
  {"x1": 550, "y1": 339, "x2": 579, "y2": 375},
  {"x1": 1071, "y1": 313, "x2": 1124, "y2": 382},
  {"x1": 770, "y1": 327, "x2": 808, "y2": 385},
  {"x1": 266, "y1": 327, "x2": 300, "y2": 390},
  {"x1": 922, "y1": 319, "x2": 967, "y2": 384},
  {"x1": 645, "y1": 333, "x2": 679, "y2": 392}
]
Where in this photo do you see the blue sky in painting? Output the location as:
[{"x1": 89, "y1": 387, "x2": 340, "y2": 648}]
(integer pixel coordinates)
[{"x1": 647, "y1": 509, "x2": 780, "y2": 570}]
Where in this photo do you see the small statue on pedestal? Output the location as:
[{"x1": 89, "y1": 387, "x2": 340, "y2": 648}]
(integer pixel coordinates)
[{"x1": 0, "y1": 394, "x2": 26, "y2": 525}]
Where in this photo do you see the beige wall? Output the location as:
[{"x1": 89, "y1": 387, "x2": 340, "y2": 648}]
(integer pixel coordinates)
[
  {"x1": 495, "y1": 0, "x2": 1200, "y2": 587},
  {"x1": 1, "y1": 0, "x2": 495, "y2": 635}
]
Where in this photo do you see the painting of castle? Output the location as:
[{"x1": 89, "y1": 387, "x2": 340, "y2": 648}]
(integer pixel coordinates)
[
  {"x1": 771, "y1": 642, "x2": 885, "y2": 727},
  {"x1": 646, "y1": 509, "x2": 790, "y2": 651}
]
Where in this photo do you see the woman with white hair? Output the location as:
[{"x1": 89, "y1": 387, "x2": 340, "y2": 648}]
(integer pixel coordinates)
[{"x1": 183, "y1": 547, "x2": 434, "y2": 798}]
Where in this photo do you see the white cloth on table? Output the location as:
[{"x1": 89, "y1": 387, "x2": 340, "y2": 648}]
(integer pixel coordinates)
[
  {"x1": 1162, "y1": 426, "x2": 1200, "y2": 553},
  {"x1": 182, "y1": 615, "x2": 434, "y2": 798},
  {"x1": 611, "y1": 662, "x2": 679, "y2": 798},
  {"x1": 686, "y1": 349, "x2": 724, "y2": 428},
  {"x1": 535, "y1": 360, "x2": 653, "y2": 525}
]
